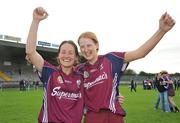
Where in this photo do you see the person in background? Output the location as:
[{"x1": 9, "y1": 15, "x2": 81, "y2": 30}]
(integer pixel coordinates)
[
  {"x1": 0, "y1": 81, "x2": 3, "y2": 91},
  {"x1": 164, "y1": 72, "x2": 180, "y2": 112},
  {"x1": 35, "y1": 80, "x2": 39, "y2": 90},
  {"x1": 143, "y1": 79, "x2": 147, "y2": 90},
  {"x1": 173, "y1": 78, "x2": 177, "y2": 90},
  {"x1": 154, "y1": 73, "x2": 162, "y2": 110},
  {"x1": 26, "y1": 7, "x2": 84, "y2": 123},
  {"x1": 157, "y1": 71, "x2": 172, "y2": 112},
  {"x1": 130, "y1": 79, "x2": 137, "y2": 92},
  {"x1": 77, "y1": 12, "x2": 175, "y2": 123},
  {"x1": 19, "y1": 79, "x2": 25, "y2": 91},
  {"x1": 177, "y1": 79, "x2": 180, "y2": 90}
]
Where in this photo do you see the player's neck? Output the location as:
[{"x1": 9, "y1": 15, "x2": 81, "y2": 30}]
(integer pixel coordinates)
[{"x1": 62, "y1": 67, "x2": 73, "y2": 75}]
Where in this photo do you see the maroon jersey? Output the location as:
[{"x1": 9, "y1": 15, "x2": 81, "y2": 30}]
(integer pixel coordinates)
[
  {"x1": 77, "y1": 52, "x2": 128, "y2": 116},
  {"x1": 38, "y1": 61, "x2": 84, "y2": 123}
]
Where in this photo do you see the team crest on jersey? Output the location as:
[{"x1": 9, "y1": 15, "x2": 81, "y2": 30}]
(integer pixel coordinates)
[
  {"x1": 90, "y1": 69, "x2": 97, "y2": 73},
  {"x1": 57, "y1": 75, "x2": 63, "y2": 83},
  {"x1": 76, "y1": 80, "x2": 81, "y2": 88},
  {"x1": 84, "y1": 71, "x2": 90, "y2": 78}
]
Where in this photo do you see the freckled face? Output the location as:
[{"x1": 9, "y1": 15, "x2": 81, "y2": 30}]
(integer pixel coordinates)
[{"x1": 79, "y1": 38, "x2": 98, "y2": 64}]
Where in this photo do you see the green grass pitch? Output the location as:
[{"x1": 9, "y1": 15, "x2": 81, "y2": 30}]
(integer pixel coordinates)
[{"x1": 0, "y1": 85, "x2": 179, "y2": 123}]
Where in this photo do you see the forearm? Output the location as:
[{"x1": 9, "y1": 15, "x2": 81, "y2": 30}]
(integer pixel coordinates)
[
  {"x1": 125, "y1": 29, "x2": 166, "y2": 62},
  {"x1": 137, "y1": 29, "x2": 166, "y2": 57},
  {"x1": 125, "y1": 12, "x2": 175, "y2": 62},
  {"x1": 25, "y1": 19, "x2": 44, "y2": 71},
  {"x1": 26, "y1": 20, "x2": 40, "y2": 55},
  {"x1": 25, "y1": 7, "x2": 48, "y2": 72}
]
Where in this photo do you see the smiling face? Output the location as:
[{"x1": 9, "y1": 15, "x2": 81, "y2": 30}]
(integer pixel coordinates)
[
  {"x1": 79, "y1": 37, "x2": 99, "y2": 64},
  {"x1": 78, "y1": 32, "x2": 99, "y2": 65},
  {"x1": 57, "y1": 42, "x2": 78, "y2": 69}
]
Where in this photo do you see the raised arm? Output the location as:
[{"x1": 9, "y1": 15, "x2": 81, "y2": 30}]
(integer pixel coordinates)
[
  {"x1": 25, "y1": 7, "x2": 48, "y2": 72},
  {"x1": 125, "y1": 12, "x2": 175, "y2": 62}
]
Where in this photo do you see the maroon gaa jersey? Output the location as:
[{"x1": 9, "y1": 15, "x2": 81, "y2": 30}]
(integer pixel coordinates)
[
  {"x1": 38, "y1": 61, "x2": 84, "y2": 123},
  {"x1": 77, "y1": 52, "x2": 128, "y2": 116}
]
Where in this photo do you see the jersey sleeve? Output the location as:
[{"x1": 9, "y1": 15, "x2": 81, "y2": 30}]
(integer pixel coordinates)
[
  {"x1": 38, "y1": 61, "x2": 56, "y2": 85},
  {"x1": 105, "y1": 52, "x2": 129, "y2": 96},
  {"x1": 105, "y1": 52, "x2": 129, "y2": 73},
  {"x1": 74, "y1": 63, "x2": 85, "y2": 76}
]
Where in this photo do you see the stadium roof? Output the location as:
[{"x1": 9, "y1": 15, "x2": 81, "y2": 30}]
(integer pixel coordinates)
[{"x1": 0, "y1": 39, "x2": 58, "y2": 65}]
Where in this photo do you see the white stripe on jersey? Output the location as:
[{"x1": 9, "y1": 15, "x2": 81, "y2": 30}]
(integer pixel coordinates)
[
  {"x1": 42, "y1": 87, "x2": 48, "y2": 122},
  {"x1": 121, "y1": 63, "x2": 128, "y2": 71},
  {"x1": 109, "y1": 73, "x2": 118, "y2": 113}
]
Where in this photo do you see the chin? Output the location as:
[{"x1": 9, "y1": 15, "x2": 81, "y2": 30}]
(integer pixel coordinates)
[
  {"x1": 62, "y1": 63, "x2": 74, "y2": 67},
  {"x1": 84, "y1": 56, "x2": 92, "y2": 60},
  {"x1": 63, "y1": 65, "x2": 73, "y2": 68}
]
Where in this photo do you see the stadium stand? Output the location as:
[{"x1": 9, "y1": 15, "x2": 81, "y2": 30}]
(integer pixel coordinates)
[
  {"x1": 0, "y1": 34, "x2": 58, "y2": 87},
  {"x1": 0, "y1": 71, "x2": 12, "y2": 81}
]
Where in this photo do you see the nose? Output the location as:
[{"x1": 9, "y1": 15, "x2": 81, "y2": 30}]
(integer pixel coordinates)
[
  {"x1": 62, "y1": 53, "x2": 70, "y2": 58},
  {"x1": 83, "y1": 46, "x2": 89, "y2": 52}
]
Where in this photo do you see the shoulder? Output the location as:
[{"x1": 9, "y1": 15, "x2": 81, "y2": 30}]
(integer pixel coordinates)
[
  {"x1": 39, "y1": 61, "x2": 58, "y2": 78},
  {"x1": 43, "y1": 60, "x2": 58, "y2": 70},
  {"x1": 105, "y1": 52, "x2": 125, "y2": 59},
  {"x1": 75, "y1": 63, "x2": 85, "y2": 70},
  {"x1": 74, "y1": 63, "x2": 86, "y2": 74}
]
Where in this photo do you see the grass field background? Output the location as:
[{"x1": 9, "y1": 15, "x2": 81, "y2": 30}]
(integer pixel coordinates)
[{"x1": 0, "y1": 85, "x2": 179, "y2": 123}]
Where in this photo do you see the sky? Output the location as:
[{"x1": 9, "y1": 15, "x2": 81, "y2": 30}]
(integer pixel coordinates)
[{"x1": 0, "y1": 0, "x2": 180, "y2": 74}]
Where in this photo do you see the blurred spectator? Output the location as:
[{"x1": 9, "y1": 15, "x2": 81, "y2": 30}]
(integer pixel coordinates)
[
  {"x1": 35, "y1": 81, "x2": 39, "y2": 90},
  {"x1": 177, "y1": 79, "x2": 180, "y2": 90},
  {"x1": 0, "y1": 81, "x2": 3, "y2": 91},
  {"x1": 130, "y1": 79, "x2": 137, "y2": 92},
  {"x1": 173, "y1": 78, "x2": 177, "y2": 90},
  {"x1": 167, "y1": 75, "x2": 180, "y2": 112},
  {"x1": 26, "y1": 81, "x2": 31, "y2": 91},
  {"x1": 154, "y1": 71, "x2": 171, "y2": 112},
  {"x1": 154, "y1": 74, "x2": 160, "y2": 110},
  {"x1": 143, "y1": 79, "x2": 147, "y2": 90},
  {"x1": 143, "y1": 79, "x2": 152, "y2": 90},
  {"x1": 19, "y1": 79, "x2": 26, "y2": 91}
]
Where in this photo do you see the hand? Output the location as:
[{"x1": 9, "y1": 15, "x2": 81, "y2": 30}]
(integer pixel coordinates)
[
  {"x1": 33, "y1": 7, "x2": 48, "y2": 21},
  {"x1": 25, "y1": 55, "x2": 32, "y2": 64},
  {"x1": 159, "y1": 12, "x2": 175, "y2": 32},
  {"x1": 117, "y1": 95, "x2": 125, "y2": 104}
]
